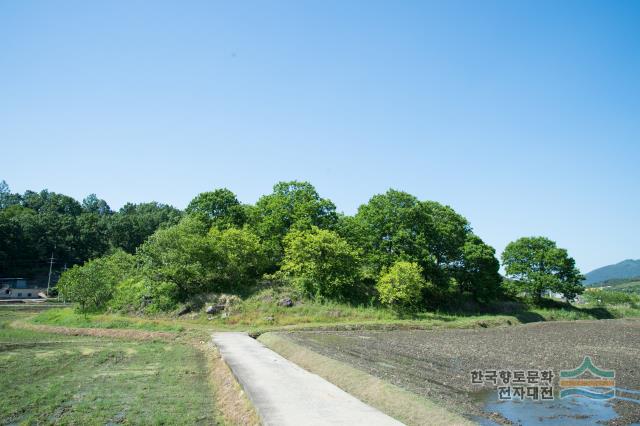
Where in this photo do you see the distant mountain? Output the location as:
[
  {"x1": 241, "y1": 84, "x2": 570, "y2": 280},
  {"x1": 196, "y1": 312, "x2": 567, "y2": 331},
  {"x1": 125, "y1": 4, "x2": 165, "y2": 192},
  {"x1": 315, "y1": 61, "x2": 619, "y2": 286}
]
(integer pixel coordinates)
[{"x1": 584, "y1": 259, "x2": 640, "y2": 285}]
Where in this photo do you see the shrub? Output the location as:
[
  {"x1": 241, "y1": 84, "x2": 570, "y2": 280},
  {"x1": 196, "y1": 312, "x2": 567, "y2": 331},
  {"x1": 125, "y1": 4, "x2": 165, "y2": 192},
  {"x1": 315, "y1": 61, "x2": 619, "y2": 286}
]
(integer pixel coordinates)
[
  {"x1": 109, "y1": 278, "x2": 179, "y2": 313},
  {"x1": 109, "y1": 278, "x2": 146, "y2": 312},
  {"x1": 376, "y1": 261, "x2": 427, "y2": 310},
  {"x1": 208, "y1": 227, "x2": 267, "y2": 292}
]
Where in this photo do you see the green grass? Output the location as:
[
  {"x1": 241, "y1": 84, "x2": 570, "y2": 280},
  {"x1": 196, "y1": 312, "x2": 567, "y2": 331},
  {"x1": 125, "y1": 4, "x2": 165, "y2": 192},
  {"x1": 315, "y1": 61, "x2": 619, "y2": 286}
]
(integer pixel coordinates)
[
  {"x1": 0, "y1": 309, "x2": 217, "y2": 425},
  {"x1": 31, "y1": 308, "x2": 185, "y2": 332},
  {"x1": 194, "y1": 288, "x2": 640, "y2": 333},
  {"x1": 26, "y1": 286, "x2": 640, "y2": 336}
]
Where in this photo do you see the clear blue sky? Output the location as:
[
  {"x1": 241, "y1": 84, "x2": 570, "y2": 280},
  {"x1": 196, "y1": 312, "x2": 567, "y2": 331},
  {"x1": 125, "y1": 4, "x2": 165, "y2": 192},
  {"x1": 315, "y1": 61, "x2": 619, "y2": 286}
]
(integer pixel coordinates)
[{"x1": 1, "y1": 1, "x2": 638, "y2": 273}]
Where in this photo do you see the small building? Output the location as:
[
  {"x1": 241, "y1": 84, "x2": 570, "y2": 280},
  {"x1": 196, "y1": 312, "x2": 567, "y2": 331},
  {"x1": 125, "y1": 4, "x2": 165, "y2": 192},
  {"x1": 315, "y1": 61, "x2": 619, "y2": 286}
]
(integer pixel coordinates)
[{"x1": 0, "y1": 278, "x2": 47, "y2": 299}]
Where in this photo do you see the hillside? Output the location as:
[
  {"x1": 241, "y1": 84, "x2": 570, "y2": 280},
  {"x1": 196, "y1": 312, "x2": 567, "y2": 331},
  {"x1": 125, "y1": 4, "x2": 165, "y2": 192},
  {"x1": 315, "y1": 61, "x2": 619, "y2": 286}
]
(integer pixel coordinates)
[{"x1": 584, "y1": 259, "x2": 640, "y2": 285}]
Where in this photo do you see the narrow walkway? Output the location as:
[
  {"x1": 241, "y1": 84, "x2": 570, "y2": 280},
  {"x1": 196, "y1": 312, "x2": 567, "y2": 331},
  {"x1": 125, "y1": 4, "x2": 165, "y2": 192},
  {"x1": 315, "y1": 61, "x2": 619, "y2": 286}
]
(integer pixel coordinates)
[{"x1": 212, "y1": 332, "x2": 404, "y2": 426}]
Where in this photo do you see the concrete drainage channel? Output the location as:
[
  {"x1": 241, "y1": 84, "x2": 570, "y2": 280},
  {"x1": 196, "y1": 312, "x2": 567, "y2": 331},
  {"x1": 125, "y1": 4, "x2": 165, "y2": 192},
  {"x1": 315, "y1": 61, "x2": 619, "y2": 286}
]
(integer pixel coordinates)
[{"x1": 212, "y1": 332, "x2": 404, "y2": 426}]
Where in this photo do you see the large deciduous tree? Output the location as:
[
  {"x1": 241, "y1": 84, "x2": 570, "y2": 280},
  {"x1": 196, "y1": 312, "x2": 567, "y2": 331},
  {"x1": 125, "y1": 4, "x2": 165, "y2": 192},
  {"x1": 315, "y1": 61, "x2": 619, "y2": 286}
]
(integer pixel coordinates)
[
  {"x1": 501, "y1": 236, "x2": 584, "y2": 301},
  {"x1": 355, "y1": 189, "x2": 472, "y2": 288}
]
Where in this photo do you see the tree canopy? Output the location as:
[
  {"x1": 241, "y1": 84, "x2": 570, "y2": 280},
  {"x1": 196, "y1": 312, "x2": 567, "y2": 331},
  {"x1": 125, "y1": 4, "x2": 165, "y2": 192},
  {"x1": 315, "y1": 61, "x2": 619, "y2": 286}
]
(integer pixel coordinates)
[
  {"x1": 186, "y1": 188, "x2": 246, "y2": 229},
  {"x1": 0, "y1": 182, "x2": 181, "y2": 280},
  {"x1": 248, "y1": 181, "x2": 338, "y2": 266},
  {"x1": 501, "y1": 236, "x2": 584, "y2": 300},
  {"x1": 4, "y1": 178, "x2": 580, "y2": 314}
]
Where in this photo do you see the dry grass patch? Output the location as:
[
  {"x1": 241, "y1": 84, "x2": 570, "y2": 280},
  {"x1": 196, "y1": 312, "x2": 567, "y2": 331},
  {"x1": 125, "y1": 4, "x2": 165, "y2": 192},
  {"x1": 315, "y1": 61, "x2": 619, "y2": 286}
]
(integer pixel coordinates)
[{"x1": 206, "y1": 342, "x2": 260, "y2": 426}]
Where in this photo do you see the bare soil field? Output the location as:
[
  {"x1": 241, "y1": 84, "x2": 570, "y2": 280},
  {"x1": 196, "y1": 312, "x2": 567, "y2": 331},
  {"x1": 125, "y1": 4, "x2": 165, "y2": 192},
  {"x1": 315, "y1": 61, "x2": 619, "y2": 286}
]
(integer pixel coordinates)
[{"x1": 281, "y1": 319, "x2": 640, "y2": 425}]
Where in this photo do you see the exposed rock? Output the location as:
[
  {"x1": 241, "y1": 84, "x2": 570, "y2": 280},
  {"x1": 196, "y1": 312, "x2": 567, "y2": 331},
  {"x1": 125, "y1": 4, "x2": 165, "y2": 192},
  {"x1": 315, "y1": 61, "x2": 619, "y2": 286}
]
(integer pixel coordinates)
[
  {"x1": 278, "y1": 297, "x2": 294, "y2": 307},
  {"x1": 206, "y1": 304, "x2": 226, "y2": 314}
]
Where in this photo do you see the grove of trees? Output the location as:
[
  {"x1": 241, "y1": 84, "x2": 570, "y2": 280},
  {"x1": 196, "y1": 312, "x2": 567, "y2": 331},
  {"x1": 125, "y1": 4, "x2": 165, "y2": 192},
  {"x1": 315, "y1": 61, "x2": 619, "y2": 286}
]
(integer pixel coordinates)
[
  {"x1": 0, "y1": 180, "x2": 181, "y2": 281},
  {"x1": 0, "y1": 179, "x2": 585, "y2": 313}
]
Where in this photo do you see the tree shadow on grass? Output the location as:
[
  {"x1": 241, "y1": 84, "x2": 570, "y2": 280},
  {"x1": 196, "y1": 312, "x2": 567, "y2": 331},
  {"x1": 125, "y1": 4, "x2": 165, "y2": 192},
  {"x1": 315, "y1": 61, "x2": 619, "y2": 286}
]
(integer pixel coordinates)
[
  {"x1": 513, "y1": 311, "x2": 546, "y2": 323},
  {"x1": 426, "y1": 295, "x2": 617, "y2": 324},
  {"x1": 534, "y1": 297, "x2": 615, "y2": 319},
  {"x1": 575, "y1": 306, "x2": 615, "y2": 319}
]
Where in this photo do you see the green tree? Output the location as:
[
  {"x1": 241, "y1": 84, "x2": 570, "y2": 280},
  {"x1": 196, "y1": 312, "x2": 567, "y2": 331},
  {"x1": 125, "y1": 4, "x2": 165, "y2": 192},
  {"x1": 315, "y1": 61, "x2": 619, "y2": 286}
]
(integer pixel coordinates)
[
  {"x1": 501, "y1": 236, "x2": 584, "y2": 301},
  {"x1": 281, "y1": 227, "x2": 359, "y2": 299},
  {"x1": 82, "y1": 194, "x2": 112, "y2": 215},
  {"x1": 76, "y1": 212, "x2": 111, "y2": 261},
  {"x1": 109, "y1": 202, "x2": 182, "y2": 253},
  {"x1": 186, "y1": 188, "x2": 246, "y2": 229},
  {"x1": 456, "y1": 234, "x2": 502, "y2": 301},
  {"x1": 22, "y1": 190, "x2": 82, "y2": 216},
  {"x1": 137, "y1": 216, "x2": 213, "y2": 299},
  {"x1": 0, "y1": 206, "x2": 30, "y2": 274},
  {"x1": 376, "y1": 261, "x2": 428, "y2": 310},
  {"x1": 355, "y1": 189, "x2": 470, "y2": 286},
  {"x1": 0, "y1": 180, "x2": 9, "y2": 208},
  {"x1": 57, "y1": 250, "x2": 136, "y2": 312},
  {"x1": 207, "y1": 227, "x2": 267, "y2": 292},
  {"x1": 250, "y1": 181, "x2": 338, "y2": 267},
  {"x1": 0, "y1": 180, "x2": 21, "y2": 209}
]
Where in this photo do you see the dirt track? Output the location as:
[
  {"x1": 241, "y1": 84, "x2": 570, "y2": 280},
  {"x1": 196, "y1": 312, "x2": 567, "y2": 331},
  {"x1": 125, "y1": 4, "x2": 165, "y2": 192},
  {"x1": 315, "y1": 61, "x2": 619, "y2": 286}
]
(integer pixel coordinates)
[{"x1": 283, "y1": 319, "x2": 640, "y2": 425}]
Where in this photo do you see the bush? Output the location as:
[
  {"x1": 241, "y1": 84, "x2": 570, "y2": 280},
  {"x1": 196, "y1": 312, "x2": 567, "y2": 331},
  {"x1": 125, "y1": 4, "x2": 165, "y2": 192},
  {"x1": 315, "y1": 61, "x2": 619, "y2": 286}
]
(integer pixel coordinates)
[
  {"x1": 376, "y1": 261, "x2": 427, "y2": 310},
  {"x1": 109, "y1": 278, "x2": 146, "y2": 312},
  {"x1": 58, "y1": 250, "x2": 136, "y2": 313},
  {"x1": 208, "y1": 227, "x2": 267, "y2": 292},
  {"x1": 281, "y1": 227, "x2": 360, "y2": 299},
  {"x1": 109, "y1": 278, "x2": 179, "y2": 313}
]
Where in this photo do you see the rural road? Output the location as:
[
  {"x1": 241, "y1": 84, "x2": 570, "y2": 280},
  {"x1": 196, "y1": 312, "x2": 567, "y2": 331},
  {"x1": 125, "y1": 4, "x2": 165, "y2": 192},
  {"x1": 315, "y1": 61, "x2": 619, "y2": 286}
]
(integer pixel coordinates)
[{"x1": 212, "y1": 332, "x2": 404, "y2": 426}]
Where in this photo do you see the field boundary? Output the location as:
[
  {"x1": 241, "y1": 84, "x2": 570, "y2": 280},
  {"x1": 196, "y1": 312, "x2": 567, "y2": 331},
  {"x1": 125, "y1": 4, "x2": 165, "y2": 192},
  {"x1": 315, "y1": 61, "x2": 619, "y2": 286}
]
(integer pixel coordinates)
[
  {"x1": 11, "y1": 320, "x2": 177, "y2": 341},
  {"x1": 248, "y1": 315, "x2": 518, "y2": 337},
  {"x1": 258, "y1": 332, "x2": 473, "y2": 426}
]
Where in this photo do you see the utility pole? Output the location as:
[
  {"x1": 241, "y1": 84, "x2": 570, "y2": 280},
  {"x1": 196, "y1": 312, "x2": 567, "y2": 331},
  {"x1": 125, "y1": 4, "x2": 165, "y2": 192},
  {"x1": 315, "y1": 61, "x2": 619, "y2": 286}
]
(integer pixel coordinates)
[
  {"x1": 58, "y1": 263, "x2": 67, "y2": 302},
  {"x1": 46, "y1": 251, "x2": 55, "y2": 297}
]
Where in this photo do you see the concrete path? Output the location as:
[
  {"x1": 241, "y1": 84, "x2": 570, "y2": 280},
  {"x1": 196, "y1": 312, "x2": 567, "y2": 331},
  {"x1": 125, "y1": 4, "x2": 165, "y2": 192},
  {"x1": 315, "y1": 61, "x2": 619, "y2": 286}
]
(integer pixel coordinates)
[{"x1": 212, "y1": 332, "x2": 404, "y2": 426}]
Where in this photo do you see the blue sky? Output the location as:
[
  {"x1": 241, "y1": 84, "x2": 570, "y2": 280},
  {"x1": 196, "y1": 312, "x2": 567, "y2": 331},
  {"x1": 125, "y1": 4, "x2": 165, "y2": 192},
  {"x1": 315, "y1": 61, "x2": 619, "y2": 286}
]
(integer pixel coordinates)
[{"x1": 1, "y1": 1, "x2": 638, "y2": 272}]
